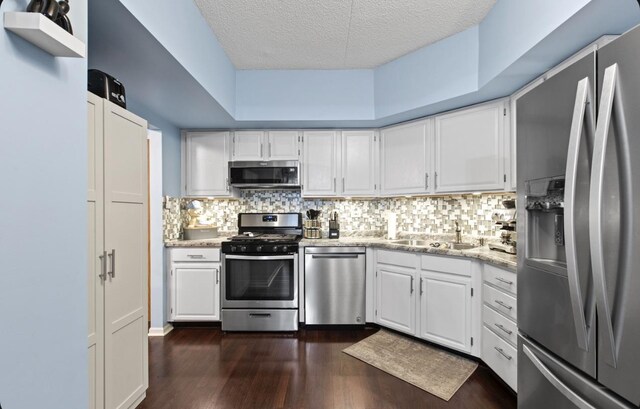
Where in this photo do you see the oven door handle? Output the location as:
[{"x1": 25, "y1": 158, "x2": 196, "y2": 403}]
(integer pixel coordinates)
[{"x1": 224, "y1": 254, "x2": 296, "y2": 261}]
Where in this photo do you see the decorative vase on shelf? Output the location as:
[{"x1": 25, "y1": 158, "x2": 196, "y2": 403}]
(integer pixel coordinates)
[{"x1": 26, "y1": 0, "x2": 73, "y2": 35}]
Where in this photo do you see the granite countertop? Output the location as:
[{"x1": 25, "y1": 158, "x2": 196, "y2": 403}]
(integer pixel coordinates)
[
  {"x1": 165, "y1": 235, "x2": 516, "y2": 271},
  {"x1": 300, "y1": 237, "x2": 517, "y2": 271},
  {"x1": 164, "y1": 237, "x2": 227, "y2": 247}
]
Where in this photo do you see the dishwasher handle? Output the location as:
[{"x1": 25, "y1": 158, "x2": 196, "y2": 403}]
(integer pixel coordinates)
[
  {"x1": 311, "y1": 254, "x2": 361, "y2": 259},
  {"x1": 305, "y1": 247, "x2": 365, "y2": 255}
]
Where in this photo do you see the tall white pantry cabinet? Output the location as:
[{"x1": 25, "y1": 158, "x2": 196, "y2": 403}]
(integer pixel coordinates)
[{"x1": 88, "y1": 93, "x2": 149, "y2": 409}]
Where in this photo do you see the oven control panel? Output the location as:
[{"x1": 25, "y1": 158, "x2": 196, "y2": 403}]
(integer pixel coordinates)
[{"x1": 221, "y1": 242, "x2": 299, "y2": 255}]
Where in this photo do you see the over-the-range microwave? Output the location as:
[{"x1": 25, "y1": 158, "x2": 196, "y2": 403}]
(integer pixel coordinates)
[{"x1": 228, "y1": 160, "x2": 300, "y2": 189}]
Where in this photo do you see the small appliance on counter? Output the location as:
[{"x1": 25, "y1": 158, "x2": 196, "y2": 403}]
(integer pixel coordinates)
[
  {"x1": 328, "y1": 212, "x2": 339, "y2": 239},
  {"x1": 304, "y1": 209, "x2": 322, "y2": 239},
  {"x1": 488, "y1": 199, "x2": 517, "y2": 255},
  {"x1": 88, "y1": 69, "x2": 127, "y2": 109}
]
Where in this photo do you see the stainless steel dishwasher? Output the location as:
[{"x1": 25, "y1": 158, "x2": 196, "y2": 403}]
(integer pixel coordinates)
[{"x1": 304, "y1": 247, "x2": 366, "y2": 325}]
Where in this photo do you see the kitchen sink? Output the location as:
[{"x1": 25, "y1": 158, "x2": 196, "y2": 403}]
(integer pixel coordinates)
[
  {"x1": 449, "y1": 242, "x2": 477, "y2": 250},
  {"x1": 390, "y1": 239, "x2": 431, "y2": 247}
]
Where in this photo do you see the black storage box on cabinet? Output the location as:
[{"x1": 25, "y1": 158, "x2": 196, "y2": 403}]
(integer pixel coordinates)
[{"x1": 88, "y1": 69, "x2": 126, "y2": 109}]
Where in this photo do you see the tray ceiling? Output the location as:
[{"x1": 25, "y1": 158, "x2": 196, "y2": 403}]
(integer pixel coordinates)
[{"x1": 194, "y1": 0, "x2": 496, "y2": 69}]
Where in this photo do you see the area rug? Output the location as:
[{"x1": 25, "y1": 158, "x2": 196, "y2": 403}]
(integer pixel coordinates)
[{"x1": 343, "y1": 330, "x2": 478, "y2": 401}]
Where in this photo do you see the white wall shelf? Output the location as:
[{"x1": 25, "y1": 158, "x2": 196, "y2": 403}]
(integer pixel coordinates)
[{"x1": 4, "y1": 12, "x2": 85, "y2": 58}]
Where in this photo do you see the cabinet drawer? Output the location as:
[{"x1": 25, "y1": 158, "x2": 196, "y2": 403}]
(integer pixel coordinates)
[
  {"x1": 483, "y1": 284, "x2": 517, "y2": 321},
  {"x1": 482, "y1": 326, "x2": 517, "y2": 391},
  {"x1": 171, "y1": 248, "x2": 220, "y2": 262},
  {"x1": 484, "y1": 264, "x2": 517, "y2": 295},
  {"x1": 482, "y1": 305, "x2": 517, "y2": 346},
  {"x1": 377, "y1": 249, "x2": 418, "y2": 269},
  {"x1": 421, "y1": 255, "x2": 470, "y2": 277}
]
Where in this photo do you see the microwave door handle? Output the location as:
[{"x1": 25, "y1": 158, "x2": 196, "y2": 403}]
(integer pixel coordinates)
[
  {"x1": 590, "y1": 63, "x2": 630, "y2": 368},
  {"x1": 564, "y1": 77, "x2": 594, "y2": 351}
]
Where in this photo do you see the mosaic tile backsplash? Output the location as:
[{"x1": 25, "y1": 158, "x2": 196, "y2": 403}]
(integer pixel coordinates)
[{"x1": 164, "y1": 191, "x2": 516, "y2": 242}]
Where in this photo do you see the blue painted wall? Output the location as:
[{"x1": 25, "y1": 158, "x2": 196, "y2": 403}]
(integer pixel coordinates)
[
  {"x1": 236, "y1": 69, "x2": 374, "y2": 121},
  {"x1": 374, "y1": 26, "x2": 479, "y2": 120},
  {"x1": 125, "y1": 101, "x2": 182, "y2": 196},
  {"x1": 0, "y1": 2, "x2": 88, "y2": 408},
  {"x1": 478, "y1": 0, "x2": 589, "y2": 87},
  {"x1": 97, "y1": 0, "x2": 640, "y2": 128},
  {"x1": 117, "y1": 0, "x2": 236, "y2": 116}
]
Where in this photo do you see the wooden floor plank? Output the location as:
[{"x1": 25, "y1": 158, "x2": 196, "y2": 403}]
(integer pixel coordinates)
[{"x1": 138, "y1": 327, "x2": 516, "y2": 409}]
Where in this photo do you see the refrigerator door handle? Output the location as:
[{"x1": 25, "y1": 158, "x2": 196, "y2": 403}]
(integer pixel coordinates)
[
  {"x1": 523, "y1": 345, "x2": 597, "y2": 409},
  {"x1": 590, "y1": 63, "x2": 628, "y2": 368},
  {"x1": 564, "y1": 77, "x2": 595, "y2": 352}
]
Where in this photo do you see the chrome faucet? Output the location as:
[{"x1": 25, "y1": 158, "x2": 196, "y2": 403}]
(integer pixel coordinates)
[{"x1": 454, "y1": 221, "x2": 462, "y2": 244}]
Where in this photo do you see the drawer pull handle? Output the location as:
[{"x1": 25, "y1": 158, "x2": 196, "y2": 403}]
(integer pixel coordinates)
[
  {"x1": 187, "y1": 254, "x2": 205, "y2": 259},
  {"x1": 495, "y1": 277, "x2": 513, "y2": 285},
  {"x1": 494, "y1": 323, "x2": 513, "y2": 335},
  {"x1": 494, "y1": 300, "x2": 513, "y2": 310},
  {"x1": 495, "y1": 346, "x2": 513, "y2": 360}
]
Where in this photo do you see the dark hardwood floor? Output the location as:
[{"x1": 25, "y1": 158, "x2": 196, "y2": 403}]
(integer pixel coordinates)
[{"x1": 138, "y1": 327, "x2": 516, "y2": 409}]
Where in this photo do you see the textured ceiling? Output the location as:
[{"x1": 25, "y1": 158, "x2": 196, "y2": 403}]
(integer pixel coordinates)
[{"x1": 194, "y1": 0, "x2": 497, "y2": 69}]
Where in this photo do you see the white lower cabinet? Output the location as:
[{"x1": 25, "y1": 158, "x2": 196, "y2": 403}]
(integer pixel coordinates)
[
  {"x1": 481, "y1": 264, "x2": 518, "y2": 391},
  {"x1": 482, "y1": 326, "x2": 518, "y2": 390},
  {"x1": 376, "y1": 264, "x2": 416, "y2": 335},
  {"x1": 375, "y1": 250, "x2": 418, "y2": 335},
  {"x1": 418, "y1": 271, "x2": 472, "y2": 353},
  {"x1": 168, "y1": 248, "x2": 221, "y2": 321}
]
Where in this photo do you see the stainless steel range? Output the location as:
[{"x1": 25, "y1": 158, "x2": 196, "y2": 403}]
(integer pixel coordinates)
[{"x1": 221, "y1": 213, "x2": 302, "y2": 331}]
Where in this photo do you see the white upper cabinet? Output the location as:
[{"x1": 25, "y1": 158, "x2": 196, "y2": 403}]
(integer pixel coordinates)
[
  {"x1": 380, "y1": 120, "x2": 431, "y2": 195},
  {"x1": 341, "y1": 130, "x2": 378, "y2": 196},
  {"x1": 183, "y1": 131, "x2": 232, "y2": 197},
  {"x1": 302, "y1": 131, "x2": 339, "y2": 197},
  {"x1": 267, "y1": 131, "x2": 299, "y2": 160},
  {"x1": 232, "y1": 130, "x2": 300, "y2": 161},
  {"x1": 232, "y1": 131, "x2": 264, "y2": 161},
  {"x1": 434, "y1": 100, "x2": 507, "y2": 193}
]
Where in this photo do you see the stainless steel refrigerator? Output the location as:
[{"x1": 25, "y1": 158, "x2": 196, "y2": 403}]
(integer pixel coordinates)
[{"x1": 517, "y1": 23, "x2": 640, "y2": 409}]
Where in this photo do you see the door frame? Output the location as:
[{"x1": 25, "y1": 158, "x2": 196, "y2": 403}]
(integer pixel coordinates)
[{"x1": 147, "y1": 127, "x2": 172, "y2": 336}]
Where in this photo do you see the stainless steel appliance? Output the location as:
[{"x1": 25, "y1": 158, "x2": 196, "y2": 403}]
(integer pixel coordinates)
[
  {"x1": 517, "y1": 26, "x2": 640, "y2": 409},
  {"x1": 304, "y1": 247, "x2": 365, "y2": 325},
  {"x1": 228, "y1": 160, "x2": 299, "y2": 189},
  {"x1": 221, "y1": 213, "x2": 302, "y2": 331}
]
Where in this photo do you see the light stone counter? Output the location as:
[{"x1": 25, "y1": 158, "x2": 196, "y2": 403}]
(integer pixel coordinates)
[
  {"x1": 165, "y1": 236, "x2": 516, "y2": 271},
  {"x1": 164, "y1": 237, "x2": 226, "y2": 247},
  {"x1": 300, "y1": 237, "x2": 516, "y2": 272}
]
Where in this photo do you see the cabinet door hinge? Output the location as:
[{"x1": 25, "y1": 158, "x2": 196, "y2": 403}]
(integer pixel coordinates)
[
  {"x1": 375, "y1": 309, "x2": 378, "y2": 316},
  {"x1": 503, "y1": 108, "x2": 507, "y2": 116},
  {"x1": 471, "y1": 337, "x2": 474, "y2": 346},
  {"x1": 374, "y1": 183, "x2": 377, "y2": 190},
  {"x1": 298, "y1": 135, "x2": 301, "y2": 142},
  {"x1": 374, "y1": 135, "x2": 377, "y2": 142},
  {"x1": 302, "y1": 136, "x2": 304, "y2": 142},
  {"x1": 375, "y1": 270, "x2": 378, "y2": 277},
  {"x1": 471, "y1": 288, "x2": 474, "y2": 297},
  {"x1": 504, "y1": 174, "x2": 507, "y2": 183},
  {"x1": 171, "y1": 269, "x2": 173, "y2": 276},
  {"x1": 170, "y1": 308, "x2": 173, "y2": 314}
]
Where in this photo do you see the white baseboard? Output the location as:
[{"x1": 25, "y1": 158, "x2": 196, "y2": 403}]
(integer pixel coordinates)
[{"x1": 148, "y1": 324, "x2": 173, "y2": 337}]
